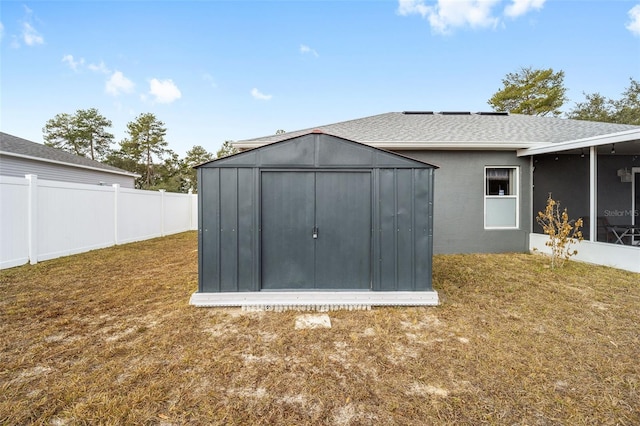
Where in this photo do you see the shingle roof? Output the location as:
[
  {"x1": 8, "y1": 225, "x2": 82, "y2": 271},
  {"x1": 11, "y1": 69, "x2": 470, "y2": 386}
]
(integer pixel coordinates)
[
  {"x1": 0, "y1": 132, "x2": 138, "y2": 177},
  {"x1": 234, "y1": 112, "x2": 640, "y2": 150}
]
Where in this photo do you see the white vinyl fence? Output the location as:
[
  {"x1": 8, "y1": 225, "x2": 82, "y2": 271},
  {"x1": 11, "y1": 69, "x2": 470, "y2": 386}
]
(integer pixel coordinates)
[{"x1": 0, "y1": 174, "x2": 198, "y2": 269}]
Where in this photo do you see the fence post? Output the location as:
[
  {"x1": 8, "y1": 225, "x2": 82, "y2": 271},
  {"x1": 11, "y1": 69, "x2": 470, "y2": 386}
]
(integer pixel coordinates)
[
  {"x1": 25, "y1": 174, "x2": 38, "y2": 265},
  {"x1": 112, "y1": 184, "x2": 120, "y2": 245},
  {"x1": 160, "y1": 189, "x2": 166, "y2": 237}
]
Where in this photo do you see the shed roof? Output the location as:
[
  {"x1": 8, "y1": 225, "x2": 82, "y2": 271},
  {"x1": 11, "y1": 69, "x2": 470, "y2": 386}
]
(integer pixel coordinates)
[
  {"x1": 199, "y1": 132, "x2": 438, "y2": 169},
  {"x1": 0, "y1": 132, "x2": 139, "y2": 178},
  {"x1": 233, "y1": 112, "x2": 640, "y2": 151}
]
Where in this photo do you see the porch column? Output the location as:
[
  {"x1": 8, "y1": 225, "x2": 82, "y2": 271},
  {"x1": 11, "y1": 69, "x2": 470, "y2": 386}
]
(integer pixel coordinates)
[{"x1": 589, "y1": 146, "x2": 597, "y2": 242}]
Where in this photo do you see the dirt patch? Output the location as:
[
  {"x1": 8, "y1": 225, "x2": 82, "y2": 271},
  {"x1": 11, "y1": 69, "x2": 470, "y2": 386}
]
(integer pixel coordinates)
[
  {"x1": 294, "y1": 313, "x2": 332, "y2": 329},
  {"x1": 407, "y1": 382, "x2": 450, "y2": 397}
]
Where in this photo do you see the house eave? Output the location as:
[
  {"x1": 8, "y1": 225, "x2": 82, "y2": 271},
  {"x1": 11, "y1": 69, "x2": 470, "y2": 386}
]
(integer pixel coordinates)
[
  {"x1": 233, "y1": 141, "x2": 540, "y2": 151},
  {"x1": 516, "y1": 129, "x2": 640, "y2": 157},
  {"x1": 0, "y1": 151, "x2": 141, "y2": 178}
]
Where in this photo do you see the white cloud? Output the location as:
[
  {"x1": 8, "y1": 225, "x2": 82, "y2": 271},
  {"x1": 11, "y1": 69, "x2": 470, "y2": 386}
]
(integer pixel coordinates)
[
  {"x1": 398, "y1": 0, "x2": 545, "y2": 33},
  {"x1": 251, "y1": 88, "x2": 272, "y2": 100},
  {"x1": 105, "y1": 70, "x2": 135, "y2": 96},
  {"x1": 62, "y1": 54, "x2": 84, "y2": 71},
  {"x1": 88, "y1": 61, "x2": 110, "y2": 74},
  {"x1": 398, "y1": 0, "x2": 501, "y2": 34},
  {"x1": 0, "y1": 22, "x2": 4, "y2": 42},
  {"x1": 627, "y1": 4, "x2": 640, "y2": 36},
  {"x1": 300, "y1": 44, "x2": 319, "y2": 57},
  {"x1": 149, "y1": 78, "x2": 182, "y2": 104},
  {"x1": 398, "y1": 0, "x2": 431, "y2": 18},
  {"x1": 504, "y1": 0, "x2": 545, "y2": 18},
  {"x1": 62, "y1": 55, "x2": 110, "y2": 74},
  {"x1": 22, "y1": 22, "x2": 43, "y2": 46}
]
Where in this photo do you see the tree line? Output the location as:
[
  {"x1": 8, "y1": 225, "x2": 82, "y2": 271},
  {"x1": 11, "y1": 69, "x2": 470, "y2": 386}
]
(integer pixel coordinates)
[
  {"x1": 43, "y1": 111, "x2": 237, "y2": 193},
  {"x1": 43, "y1": 68, "x2": 638, "y2": 192},
  {"x1": 488, "y1": 67, "x2": 639, "y2": 124}
]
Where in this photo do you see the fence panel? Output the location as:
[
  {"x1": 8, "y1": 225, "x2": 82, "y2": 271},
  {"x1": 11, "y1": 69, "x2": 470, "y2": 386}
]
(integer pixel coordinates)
[
  {"x1": 0, "y1": 175, "x2": 198, "y2": 269},
  {"x1": 191, "y1": 194, "x2": 198, "y2": 230},
  {"x1": 164, "y1": 191, "x2": 193, "y2": 235},
  {"x1": 37, "y1": 180, "x2": 115, "y2": 261},
  {"x1": 117, "y1": 188, "x2": 163, "y2": 244},
  {"x1": 0, "y1": 176, "x2": 30, "y2": 269}
]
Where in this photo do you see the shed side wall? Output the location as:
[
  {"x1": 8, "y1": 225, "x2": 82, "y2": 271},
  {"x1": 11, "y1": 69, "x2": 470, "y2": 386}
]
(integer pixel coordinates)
[{"x1": 375, "y1": 168, "x2": 434, "y2": 291}]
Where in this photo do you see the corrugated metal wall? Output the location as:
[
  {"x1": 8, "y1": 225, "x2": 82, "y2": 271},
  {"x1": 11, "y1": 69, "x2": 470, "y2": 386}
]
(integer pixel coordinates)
[
  {"x1": 376, "y1": 168, "x2": 434, "y2": 291},
  {"x1": 197, "y1": 134, "x2": 435, "y2": 293}
]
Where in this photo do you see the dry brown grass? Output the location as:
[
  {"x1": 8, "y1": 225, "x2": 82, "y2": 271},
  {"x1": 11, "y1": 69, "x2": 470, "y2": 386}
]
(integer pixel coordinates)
[{"x1": 1, "y1": 231, "x2": 639, "y2": 425}]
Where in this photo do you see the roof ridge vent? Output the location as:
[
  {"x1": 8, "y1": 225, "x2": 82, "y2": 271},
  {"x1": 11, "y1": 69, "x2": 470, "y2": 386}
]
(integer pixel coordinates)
[
  {"x1": 476, "y1": 111, "x2": 509, "y2": 116},
  {"x1": 439, "y1": 111, "x2": 471, "y2": 115},
  {"x1": 402, "y1": 111, "x2": 434, "y2": 115}
]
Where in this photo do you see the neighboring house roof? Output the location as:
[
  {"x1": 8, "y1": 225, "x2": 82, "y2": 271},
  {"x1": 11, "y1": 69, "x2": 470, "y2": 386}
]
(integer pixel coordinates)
[
  {"x1": 234, "y1": 111, "x2": 640, "y2": 151},
  {"x1": 0, "y1": 132, "x2": 139, "y2": 178}
]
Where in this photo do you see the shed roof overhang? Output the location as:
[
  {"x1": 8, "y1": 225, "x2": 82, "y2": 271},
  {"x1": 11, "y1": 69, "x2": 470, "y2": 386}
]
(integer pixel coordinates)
[
  {"x1": 516, "y1": 129, "x2": 640, "y2": 157},
  {"x1": 203, "y1": 132, "x2": 440, "y2": 169}
]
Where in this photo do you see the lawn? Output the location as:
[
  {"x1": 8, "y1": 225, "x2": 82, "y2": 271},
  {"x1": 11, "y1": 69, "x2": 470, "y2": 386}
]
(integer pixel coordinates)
[{"x1": 1, "y1": 231, "x2": 639, "y2": 425}]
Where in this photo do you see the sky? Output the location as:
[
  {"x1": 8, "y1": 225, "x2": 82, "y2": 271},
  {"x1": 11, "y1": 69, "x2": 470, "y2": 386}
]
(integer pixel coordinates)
[{"x1": 1, "y1": 0, "x2": 639, "y2": 157}]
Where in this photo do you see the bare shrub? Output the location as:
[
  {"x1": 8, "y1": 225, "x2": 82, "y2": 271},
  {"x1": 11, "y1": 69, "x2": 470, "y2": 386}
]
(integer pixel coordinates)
[{"x1": 536, "y1": 194, "x2": 583, "y2": 268}]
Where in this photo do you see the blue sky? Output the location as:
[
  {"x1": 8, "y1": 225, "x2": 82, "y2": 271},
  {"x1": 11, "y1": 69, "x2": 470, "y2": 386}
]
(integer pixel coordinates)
[{"x1": 1, "y1": 0, "x2": 639, "y2": 157}]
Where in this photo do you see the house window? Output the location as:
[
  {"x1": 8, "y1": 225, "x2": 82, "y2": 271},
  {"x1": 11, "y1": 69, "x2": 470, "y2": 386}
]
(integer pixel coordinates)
[{"x1": 485, "y1": 167, "x2": 519, "y2": 229}]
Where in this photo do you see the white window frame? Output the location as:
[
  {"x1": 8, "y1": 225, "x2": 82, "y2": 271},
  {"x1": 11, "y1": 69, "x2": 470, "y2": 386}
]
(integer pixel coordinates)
[{"x1": 484, "y1": 166, "x2": 520, "y2": 229}]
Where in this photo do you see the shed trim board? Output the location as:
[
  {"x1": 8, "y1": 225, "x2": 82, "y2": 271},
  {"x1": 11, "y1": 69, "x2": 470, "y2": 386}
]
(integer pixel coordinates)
[
  {"x1": 190, "y1": 291, "x2": 439, "y2": 307},
  {"x1": 193, "y1": 133, "x2": 439, "y2": 307}
]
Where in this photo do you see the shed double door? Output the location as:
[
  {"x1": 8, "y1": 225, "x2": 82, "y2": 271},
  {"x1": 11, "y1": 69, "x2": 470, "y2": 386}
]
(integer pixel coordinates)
[{"x1": 261, "y1": 171, "x2": 371, "y2": 290}]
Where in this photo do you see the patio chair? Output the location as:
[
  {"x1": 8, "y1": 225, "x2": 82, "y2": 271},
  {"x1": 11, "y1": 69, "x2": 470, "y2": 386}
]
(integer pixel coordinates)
[{"x1": 596, "y1": 216, "x2": 615, "y2": 243}]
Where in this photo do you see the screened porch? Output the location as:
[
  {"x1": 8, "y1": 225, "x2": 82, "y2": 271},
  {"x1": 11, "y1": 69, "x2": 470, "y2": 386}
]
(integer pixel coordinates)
[{"x1": 518, "y1": 129, "x2": 640, "y2": 273}]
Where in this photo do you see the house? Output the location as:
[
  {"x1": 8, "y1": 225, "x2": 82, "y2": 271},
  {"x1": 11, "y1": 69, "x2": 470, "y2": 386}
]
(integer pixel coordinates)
[
  {"x1": 233, "y1": 111, "x2": 640, "y2": 273},
  {"x1": 0, "y1": 132, "x2": 138, "y2": 187},
  {"x1": 191, "y1": 133, "x2": 439, "y2": 308}
]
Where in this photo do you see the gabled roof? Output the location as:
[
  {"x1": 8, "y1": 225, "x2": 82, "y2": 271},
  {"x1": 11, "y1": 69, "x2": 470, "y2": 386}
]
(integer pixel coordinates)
[
  {"x1": 199, "y1": 132, "x2": 437, "y2": 169},
  {"x1": 0, "y1": 132, "x2": 139, "y2": 177},
  {"x1": 234, "y1": 112, "x2": 640, "y2": 151}
]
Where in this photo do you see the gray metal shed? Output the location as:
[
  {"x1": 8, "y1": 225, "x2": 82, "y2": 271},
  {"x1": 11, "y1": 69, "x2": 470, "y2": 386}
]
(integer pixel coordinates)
[{"x1": 190, "y1": 132, "x2": 439, "y2": 308}]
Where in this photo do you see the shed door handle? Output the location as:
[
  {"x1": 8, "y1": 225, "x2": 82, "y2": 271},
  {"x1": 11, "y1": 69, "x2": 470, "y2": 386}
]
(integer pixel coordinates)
[{"x1": 312, "y1": 226, "x2": 319, "y2": 239}]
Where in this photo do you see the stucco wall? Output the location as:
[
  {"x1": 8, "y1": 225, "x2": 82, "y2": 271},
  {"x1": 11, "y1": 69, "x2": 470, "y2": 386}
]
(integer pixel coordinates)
[{"x1": 396, "y1": 150, "x2": 531, "y2": 254}]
